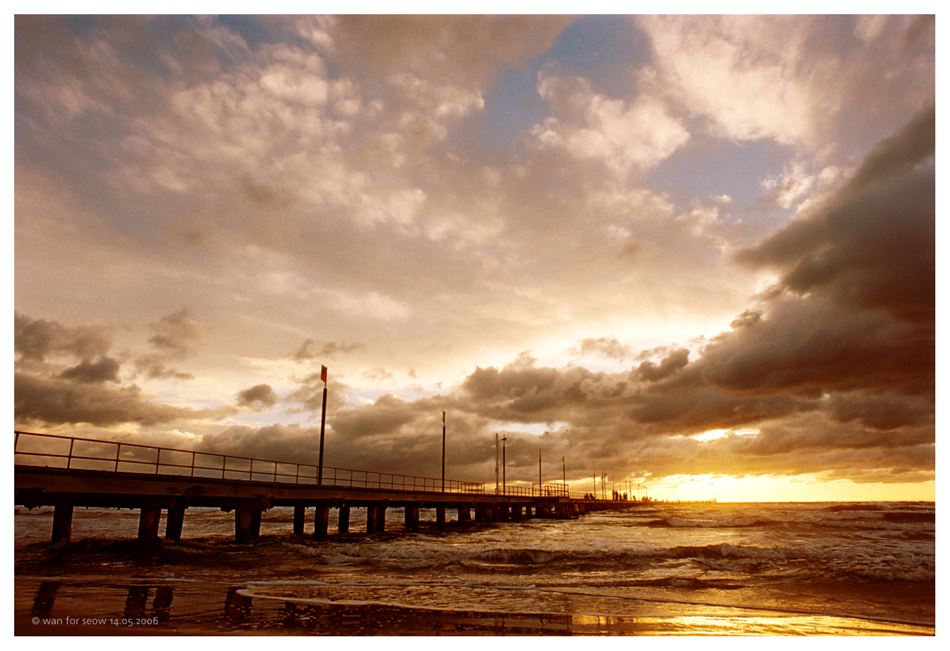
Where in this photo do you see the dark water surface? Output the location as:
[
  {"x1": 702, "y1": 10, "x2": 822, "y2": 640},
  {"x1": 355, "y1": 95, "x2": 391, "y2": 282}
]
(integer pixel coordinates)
[{"x1": 14, "y1": 501, "x2": 935, "y2": 635}]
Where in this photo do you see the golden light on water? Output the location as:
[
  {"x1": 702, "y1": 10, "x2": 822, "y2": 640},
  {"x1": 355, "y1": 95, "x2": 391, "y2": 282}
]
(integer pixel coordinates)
[{"x1": 651, "y1": 473, "x2": 936, "y2": 503}]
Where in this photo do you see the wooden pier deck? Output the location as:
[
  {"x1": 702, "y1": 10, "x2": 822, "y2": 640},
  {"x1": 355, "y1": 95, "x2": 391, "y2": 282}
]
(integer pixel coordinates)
[{"x1": 14, "y1": 431, "x2": 636, "y2": 546}]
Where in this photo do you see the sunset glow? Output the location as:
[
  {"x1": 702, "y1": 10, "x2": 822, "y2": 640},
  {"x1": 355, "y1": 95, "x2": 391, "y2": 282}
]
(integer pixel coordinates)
[{"x1": 13, "y1": 14, "x2": 935, "y2": 503}]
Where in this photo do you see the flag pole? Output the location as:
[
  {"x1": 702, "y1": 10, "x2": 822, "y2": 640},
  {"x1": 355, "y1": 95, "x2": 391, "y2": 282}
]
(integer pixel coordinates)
[
  {"x1": 441, "y1": 411, "x2": 446, "y2": 493},
  {"x1": 318, "y1": 365, "x2": 328, "y2": 485}
]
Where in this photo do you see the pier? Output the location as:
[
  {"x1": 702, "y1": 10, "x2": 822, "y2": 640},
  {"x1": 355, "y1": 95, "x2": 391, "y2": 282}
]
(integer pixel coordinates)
[{"x1": 14, "y1": 431, "x2": 635, "y2": 546}]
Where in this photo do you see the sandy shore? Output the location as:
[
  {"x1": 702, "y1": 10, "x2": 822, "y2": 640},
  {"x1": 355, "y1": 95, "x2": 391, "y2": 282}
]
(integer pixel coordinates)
[{"x1": 15, "y1": 575, "x2": 935, "y2": 636}]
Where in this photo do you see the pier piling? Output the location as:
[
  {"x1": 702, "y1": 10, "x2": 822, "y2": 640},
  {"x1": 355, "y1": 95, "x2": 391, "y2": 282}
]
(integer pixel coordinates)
[
  {"x1": 338, "y1": 504, "x2": 350, "y2": 533},
  {"x1": 51, "y1": 501, "x2": 73, "y2": 546},
  {"x1": 293, "y1": 504, "x2": 305, "y2": 535},
  {"x1": 366, "y1": 505, "x2": 379, "y2": 534},
  {"x1": 165, "y1": 502, "x2": 185, "y2": 541},
  {"x1": 405, "y1": 503, "x2": 420, "y2": 532},
  {"x1": 436, "y1": 506, "x2": 446, "y2": 530},
  {"x1": 313, "y1": 504, "x2": 330, "y2": 539},
  {"x1": 234, "y1": 506, "x2": 262, "y2": 543},
  {"x1": 137, "y1": 506, "x2": 162, "y2": 546}
]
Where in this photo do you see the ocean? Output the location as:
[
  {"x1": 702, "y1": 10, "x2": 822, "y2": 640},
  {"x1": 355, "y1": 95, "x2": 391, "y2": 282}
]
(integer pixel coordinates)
[{"x1": 14, "y1": 500, "x2": 935, "y2": 636}]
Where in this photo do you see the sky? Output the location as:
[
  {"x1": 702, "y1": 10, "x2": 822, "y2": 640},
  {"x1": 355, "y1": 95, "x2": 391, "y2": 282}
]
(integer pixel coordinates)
[{"x1": 12, "y1": 13, "x2": 936, "y2": 502}]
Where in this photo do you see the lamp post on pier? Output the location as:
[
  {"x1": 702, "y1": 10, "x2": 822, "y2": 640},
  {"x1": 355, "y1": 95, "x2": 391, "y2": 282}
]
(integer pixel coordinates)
[
  {"x1": 501, "y1": 435, "x2": 507, "y2": 496},
  {"x1": 562, "y1": 457, "x2": 566, "y2": 496},
  {"x1": 538, "y1": 449, "x2": 542, "y2": 496},
  {"x1": 495, "y1": 432, "x2": 499, "y2": 495},
  {"x1": 318, "y1": 365, "x2": 328, "y2": 485},
  {"x1": 441, "y1": 411, "x2": 446, "y2": 493}
]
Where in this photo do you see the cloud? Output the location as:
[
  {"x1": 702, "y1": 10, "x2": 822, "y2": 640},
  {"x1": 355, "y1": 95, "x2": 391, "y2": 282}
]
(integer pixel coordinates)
[
  {"x1": 290, "y1": 338, "x2": 364, "y2": 362},
  {"x1": 320, "y1": 106, "x2": 933, "y2": 483},
  {"x1": 735, "y1": 103, "x2": 935, "y2": 324},
  {"x1": 531, "y1": 67, "x2": 689, "y2": 175},
  {"x1": 199, "y1": 423, "x2": 321, "y2": 464},
  {"x1": 59, "y1": 357, "x2": 122, "y2": 384},
  {"x1": 15, "y1": 312, "x2": 113, "y2": 362},
  {"x1": 637, "y1": 16, "x2": 934, "y2": 150},
  {"x1": 147, "y1": 308, "x2": 203, "y2": 357},
  {"x1": 634, "y1": 348, "x2": 690, "y2": 382},
  {"x1": 14, "y1": 372, "x2": 221, "y2": 428},
  {"x1": 13, "y1": 17, "x2": 933, "y2": 493},
  {"x1": 328, "y1": 15, "x2": 572, "y2": 89},
  {"x1": 14, "y1": 312, "x2": 227, "y2": 429},
  {"x1": 235, "y1": 383, "x2": 278, "y2": 409},
  {"x1": 571, "y1": 337, "x2": 633, "y2": 360},
  {"x1": 638, "y1": 15, "x2": 829, "y2": 146},
  {"x1": 132, "y1": 308, "x2": 203, "y2": 380}
]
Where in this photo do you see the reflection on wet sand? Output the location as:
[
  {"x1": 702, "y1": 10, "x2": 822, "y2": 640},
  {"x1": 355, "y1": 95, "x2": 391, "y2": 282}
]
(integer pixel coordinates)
[
  {"x1": 22, "y1": 579, "x2": 576, "y2": 634},
  {"x1": 18, "y1": 578, "x2": 936, "y2": 636}
]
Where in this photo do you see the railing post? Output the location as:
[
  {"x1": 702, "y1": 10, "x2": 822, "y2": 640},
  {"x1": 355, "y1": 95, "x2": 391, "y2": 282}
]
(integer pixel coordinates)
[
  {"x1": 68, "y1": 438, "x2": 75, "y2": 469},
  {"x1": 115, "y1": 443, "x2": 121, "y2": 472},
  {"x1": 156, "y1": 448, "x2": 161, "y2": 474}
]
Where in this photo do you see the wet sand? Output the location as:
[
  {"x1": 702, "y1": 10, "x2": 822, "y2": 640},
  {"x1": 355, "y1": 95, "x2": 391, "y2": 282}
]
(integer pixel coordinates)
[{"x1": 15, "y1": 575, "x2": 935, "y2": 636}]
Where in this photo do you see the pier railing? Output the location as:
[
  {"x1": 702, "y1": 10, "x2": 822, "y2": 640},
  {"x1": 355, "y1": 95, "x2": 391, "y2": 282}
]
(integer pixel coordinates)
[
  {"x1": 13, "y1": 431, "x2": 485, "y2": 495},
  {"x1": 495, "y1": 484, "x2": 580, "y2": 498}
]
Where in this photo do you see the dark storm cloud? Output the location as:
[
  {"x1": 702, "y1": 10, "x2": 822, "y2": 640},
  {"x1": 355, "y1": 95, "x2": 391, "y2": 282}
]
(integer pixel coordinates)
[
  {"x1": 735, "y1": 103, "x2": 935, "y2": 324},
  {"x1": 460, "y1": 354, "x2": 621, "y2": 424},
  {"x1": 695, "y1": 298, "x2": 932, "y2": 395},
  {"x1": 13, "y1": 311, "x2": 224, "y2": 429},
  {"x1": 58, "y1": 357, "x2": 121, "y2": 384},
  {"x1": 14, "y1": 372, "x2": 220, "y2": 427},
  {"x1": 235, "y1": 383, "x2": 277, "y2": 409},
  {"x1": 197, "y1": 404, "x2": 486, "y2": 479},
  {"x1": 634, "y1": 347, "x2": 689, "y2": 382},
  {"x1": 200, "y1": 424, "x2": 322, "y2": 464},
  {"x1": 15, "y1": 312, "x2": 113, "y2": 362}
]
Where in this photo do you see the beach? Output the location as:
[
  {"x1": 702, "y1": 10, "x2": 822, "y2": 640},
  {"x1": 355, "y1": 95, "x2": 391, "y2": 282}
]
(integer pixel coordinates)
[{"x1": 14, "y1": 501, "x2": 935, "y2": 636}]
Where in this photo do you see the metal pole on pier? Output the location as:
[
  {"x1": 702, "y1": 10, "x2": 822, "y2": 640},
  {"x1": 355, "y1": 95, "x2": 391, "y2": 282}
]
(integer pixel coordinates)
[
  {"x1": 495, "y1": 432, "x2": 506, "y2": 495},
  {"x1": 441, "y1": 411, "x2": 446, "y2": 493},
  {"x1": 562, "y1": 457, "x2": 566, "y2": 495},
  {"x1": 501, "y1": 436, "x2": 507, "y2": 495},
  {"x1": 318, "y1": 365, "x2": 328, "y2": 485},
  {"x1": 538, "y1": 449, "x2": 542, "y2": 496}
]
